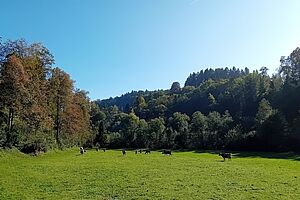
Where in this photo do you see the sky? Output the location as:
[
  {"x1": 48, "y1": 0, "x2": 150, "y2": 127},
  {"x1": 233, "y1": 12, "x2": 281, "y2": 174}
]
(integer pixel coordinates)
[{"x1": 1, "y1": 0, "x2": 300, "y2": 100}]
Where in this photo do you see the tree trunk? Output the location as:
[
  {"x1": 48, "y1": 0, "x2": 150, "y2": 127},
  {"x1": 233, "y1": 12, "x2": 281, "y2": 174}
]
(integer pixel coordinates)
[
  {"x1": 55, "y1": 96, "x2": 61, "y2": 148},
  {"x1": 6, "y1": 108, "x2": 14, "y2": 147}
]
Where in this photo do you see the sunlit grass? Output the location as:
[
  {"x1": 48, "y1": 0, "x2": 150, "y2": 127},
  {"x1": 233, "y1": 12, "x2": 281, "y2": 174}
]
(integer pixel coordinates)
[{"x1": 0, "y1": 149, "x2": 299, "y2": 199}]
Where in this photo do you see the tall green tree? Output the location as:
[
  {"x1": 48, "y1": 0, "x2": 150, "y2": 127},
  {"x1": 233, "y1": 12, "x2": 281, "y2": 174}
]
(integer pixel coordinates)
[
  {"x1": 280, "y1": 47, "x2": 300, "y2": 86},
  {"x1": 134, "y1": 119, "x2": 148, "y2": 148},
  {"x1": 169, "y1": 112, "x2": 190, "y2": 148},
  {"x1": 148, "y1": 117, "x2": 165, "y2": 148},
  {"x1": 190, "y1": 111, "x2": 207, "y2": 148},
  {"x1": 48, "y1": 67, "x2": 73, "y2": 147},
  {"x1": 255, "y1": 98, "x2": 273, "y2": 126}
]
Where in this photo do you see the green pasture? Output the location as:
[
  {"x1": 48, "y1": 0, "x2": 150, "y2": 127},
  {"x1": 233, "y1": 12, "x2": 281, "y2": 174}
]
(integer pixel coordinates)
[{"x1": 0, "y1": 149, "x2": 299, "y2": 199}]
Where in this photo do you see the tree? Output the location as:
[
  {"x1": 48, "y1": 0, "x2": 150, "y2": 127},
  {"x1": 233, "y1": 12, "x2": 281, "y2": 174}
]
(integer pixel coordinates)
[
  {"x1": 280, "y1": 47, "x2": 300, "y2": 86},
  {"x1": 0, "y1": 38, "x2": 92, "y2": 152},
  {"x1": 184, "y1": 67, "x2": 247, "y2": 87},
  {"x1": 135, "y1": 96, "x2": 147, "y2": 109},
  {"x1": 208, "y1": 93, "x2": 216, "y2": 106},
  {"x1": 278, "y1": 48, "x2": 300, "y2": 122},
  {"x1": 206, "y1": 111, "x2": 234, "y2": 149},
  {"x1": 169, "y1": 112, "x2": 190, "y2": 148},
  {"x1": 255, "y1": 98, "x2": 273, "y2": 125},
  {"x1": 94, "y1": 121, "x2": 106, "y2": 148},
  {"x1": 259, "y1": 66, "x2": 269, "y2": 76},
  {"x1": 133, "y1": 95, "x2": 148, "y2": 118},
  {"x1": 0, "y1": 39, "x2": 55, "y2": 151},
  {"x1": 190, "y1": 111, "x2": 207, "y2": 148},
  {"x1": 48, "y1": 67, "x2": 73, "y2": 147},
  {"x1": 63, "y1": 90, "x2": 91, "y2": 146},
  {"x1": 259, "y1": 111, "x2": 288, "y2": 151},
  {"x1": 134, "y1": 119, "x2": 148, "y2": 148},
  {"x1": 291, "y1": 114, "x2": 300, "y2": 150},
  {"x1": 0, "y1": 54, "x2": 28, "y2": 147},
  {"x1": 18, "y1": 56, "x2": 55, "y2": 153},
  {"x1": 148, "y1": 117, "x2": 165, "y2": 148},
  {"x1": 116, "y1": 112, "x2": 140, "y2": 147},
  {"x1": 90, "y1": 103, "x2": 106, "y2": 126},
  {"x1": 0, "y1": 39, "x2": 54, "y2": 70}
]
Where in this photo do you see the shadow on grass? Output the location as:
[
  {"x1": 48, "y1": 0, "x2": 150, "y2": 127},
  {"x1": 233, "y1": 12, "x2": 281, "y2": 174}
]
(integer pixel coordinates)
[
  {"x1": 232, "y1": 151, "x2": 300, "y2": 161},
  {"x1": 191, "y1": 150, "x2": 300, "y2": 161},
  {"x1": 81, "y1": 148, "x2": 300, "y2": 161}
]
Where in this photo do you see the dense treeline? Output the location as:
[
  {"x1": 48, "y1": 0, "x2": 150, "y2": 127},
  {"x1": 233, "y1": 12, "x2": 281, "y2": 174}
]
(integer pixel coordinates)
[
  {"x1": 184, "y1": 67, "x2": 250, "y2": 87},
  {"x1": 99, "y1": 90, "x2": 152, "y2": 112},
  {"x1": 95, "y1": 50, "x2": 300, "y2": 152},
  {"x1": 0, "y1": 39, "x2": 91, "y2": 153},
  {"x1": 1, "y1": 38, "x2": 300, "y2": 153}
]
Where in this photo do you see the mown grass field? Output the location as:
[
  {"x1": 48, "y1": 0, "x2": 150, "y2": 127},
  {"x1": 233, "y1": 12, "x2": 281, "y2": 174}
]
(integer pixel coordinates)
[{"x1": 0, "y1": 149, "x2": 299, "y2": 200}]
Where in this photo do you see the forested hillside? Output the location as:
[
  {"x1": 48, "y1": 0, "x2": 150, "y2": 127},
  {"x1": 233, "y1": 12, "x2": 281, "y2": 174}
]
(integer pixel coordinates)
[
  {"x1": 1, "y1": 38, "x2": 300, "y2": 153},
  {"x1": 95, "y1": 51, "x2": 300, "y2": 152}
]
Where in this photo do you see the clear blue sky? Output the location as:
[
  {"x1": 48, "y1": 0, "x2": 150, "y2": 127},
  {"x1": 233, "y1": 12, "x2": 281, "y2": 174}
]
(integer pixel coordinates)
[{"x1": 1, "y1": 0, "x2": 300, "y2": 100}]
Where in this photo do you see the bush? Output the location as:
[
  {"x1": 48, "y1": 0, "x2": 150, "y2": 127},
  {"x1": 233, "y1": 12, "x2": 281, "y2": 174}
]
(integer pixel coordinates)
[{"x1": 19, "y1": 130, "x2": 56, "y2": 154}]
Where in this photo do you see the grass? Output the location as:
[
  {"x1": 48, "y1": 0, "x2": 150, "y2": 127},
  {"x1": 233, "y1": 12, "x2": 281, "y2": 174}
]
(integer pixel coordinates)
[{"x1": 0, "y1": 149, "x2": 299, "y2": 200}]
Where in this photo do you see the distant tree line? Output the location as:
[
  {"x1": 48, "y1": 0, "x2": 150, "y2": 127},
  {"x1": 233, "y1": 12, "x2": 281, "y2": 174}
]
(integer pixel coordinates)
[
  {"x1": 184, "y1": 67, "x2": 250, "y2": 87},
  {"x1": 1, "y1": 37, "x2": 300, "y2": 153}
]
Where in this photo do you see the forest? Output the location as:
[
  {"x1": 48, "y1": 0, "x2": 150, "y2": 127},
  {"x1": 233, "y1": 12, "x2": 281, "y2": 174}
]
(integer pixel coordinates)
[{"x1": 1, "y1": 38, "x2": 300, "y2": 153}]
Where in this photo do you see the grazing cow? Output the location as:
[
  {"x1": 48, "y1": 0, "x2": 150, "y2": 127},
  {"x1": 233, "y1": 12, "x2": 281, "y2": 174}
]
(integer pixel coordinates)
[
  {"x1": 145, "y1": 149, "x2": 151, "y2": 154},
  {"x1": 139, "y1": 149, "x2": 142, "y2": 154},
  {"x1": 122, "y1": 149, "x2": 126, "y2": 156},
  {"x1": 219, "y1": 152, "x2": 232, "y2": 161},
  {"x1": 135, "y1": 150, "x2": 138, "y2": 154},
  {"x1": 102, "y1": 148, "x2": 106, "y2": 152},
  {"x1": 80, "y1": 147, "x2": 84, "y2": 155},
  {"x1": 162, "y1": 149, "x2": 172, "y2": 155}
]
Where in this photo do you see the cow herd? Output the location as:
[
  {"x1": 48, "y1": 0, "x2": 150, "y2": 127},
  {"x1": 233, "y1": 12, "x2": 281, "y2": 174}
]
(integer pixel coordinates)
[
  {"x1": 79, "y1": 147, "x2": 232, "y2": 161},
  {"x1": 123, "y1": 149, "x2": 172, "y2": 156}
]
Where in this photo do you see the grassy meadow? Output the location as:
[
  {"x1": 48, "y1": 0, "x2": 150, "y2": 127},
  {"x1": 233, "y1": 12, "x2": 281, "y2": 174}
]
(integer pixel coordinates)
[{"x1": 0, "y1": 149, "x2": 299, "y2": 200}]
